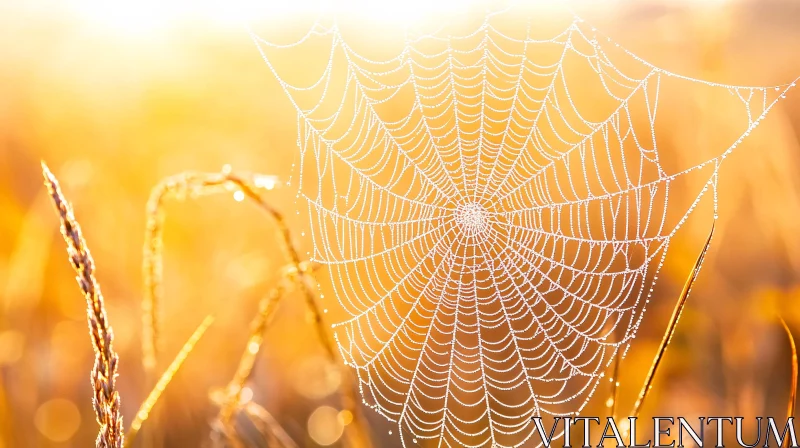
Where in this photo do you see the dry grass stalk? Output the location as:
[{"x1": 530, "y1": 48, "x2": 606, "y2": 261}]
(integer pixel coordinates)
[
  {"x1": 41, "y1": 161, "x2": 124, "y2": 448},
  {"x1": 214, "y1": 261, "x2": 321, "y2": 446},
  {"x1": 230, "y1": 174, "x2": 373, "y2": 448},
  {"x1": 779, "y1": 316, "x2": 797, "y2": 447},
  {"x1": 243, "y1": 401, "x2": 299, "y2": 448},
  {"x1": 631, "y1": 223, "x2": 715, "y2": 418},
  {"x1": 125, "y1": 315, "x2": 215, "y2": 448},
  {"x1": 227, "y1": 261, "x2": 319, "y2": 398},
  {"x1": 142, "y1": 168, "x2": 372, "y2": 447},
  {"x1": 142, "y1": 169, "x2": 277, "y2": 376},
  {"x1": 209, "y1": 418, "x2": 245, "y2": 448},
  {"x1": 0, "y1": 366, "x2": 13, "y2": 445},
  {"x1": 217, "y1": 282, "x2": 286, "y2": 425},
  {"x1": 608, "y1": 352, "x2": 620, "y2": 420},
  {"x1": 142, "y1": 182, "x2": 168, "y2": 376}
]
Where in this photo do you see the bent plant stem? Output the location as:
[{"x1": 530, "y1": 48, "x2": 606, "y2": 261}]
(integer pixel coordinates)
[
  {"x1": 142, "y1": 169, "x2": 372, "y2": 447},
  {"x1": 42, "y1": 162, "x2": 124, "y2": 448},
  {"x1": 143, "y1": 170, "x2": 280, "y2": 376},
  {"x1": 631, "y1": 222, "x2": 715, "y2": 419},
  {"x1": 141, "y1": 172, "x2": 256, "y2": 447},
  {"x1": 143, "y1": 171, "x2": 253, "y2": 375},
  {"x1": 226, "y1": 173, "x2": 373, "y2": 448}
]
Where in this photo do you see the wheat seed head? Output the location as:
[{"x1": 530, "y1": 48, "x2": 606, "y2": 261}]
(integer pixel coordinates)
[{"x1": 41, "y1": 161, "x2": 124, "y2": 448}]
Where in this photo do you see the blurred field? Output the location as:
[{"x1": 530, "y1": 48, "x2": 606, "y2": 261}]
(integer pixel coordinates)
[{"x1": 1, "y1": 0, "x2": 800, "y2": 446}]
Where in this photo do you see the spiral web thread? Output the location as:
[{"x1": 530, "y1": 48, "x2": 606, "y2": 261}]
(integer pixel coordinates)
[{"x1": 252, "y1": 6, "x2": 796, "y2": 447}]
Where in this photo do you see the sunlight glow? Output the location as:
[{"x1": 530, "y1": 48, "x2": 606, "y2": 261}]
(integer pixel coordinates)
[
  {"x1": 70, "y1": 0, "x2": 479, "y2": 36},
  {"x1": 73, "y1": 0, "x2": 180, "y2": 34},
  {"x1": 333, "y1": 0, "x2": 477, "y2": 23}
]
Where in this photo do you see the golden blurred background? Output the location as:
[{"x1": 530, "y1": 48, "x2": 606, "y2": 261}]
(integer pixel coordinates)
[{"x1": 1, "y1": 0, "x2": 800, "y2": 446}]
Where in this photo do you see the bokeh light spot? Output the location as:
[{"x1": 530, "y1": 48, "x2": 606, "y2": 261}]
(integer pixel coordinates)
[
  {"x1": 308, "y1": 405, "x2": 344, "y2": 446},
  {"x1": 337, "y1": 409, "x2": 353, "y2": 426},
  {"x1": 239, "y1": 386, "x2": 253, "y2": 405},
  {"x1": 34, "y1": 399, "x2": 81, "y2": 442},
  {"x1": 0, "y1": 331, "x2": 24, "y2": 365},
  {"x1": 290, "y1": 355, "x2": 341, "y2": 400}
]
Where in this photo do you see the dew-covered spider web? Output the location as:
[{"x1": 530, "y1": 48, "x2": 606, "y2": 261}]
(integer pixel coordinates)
[{"x1": 251, "y1": 5, "x2": 796, "y2": 447}]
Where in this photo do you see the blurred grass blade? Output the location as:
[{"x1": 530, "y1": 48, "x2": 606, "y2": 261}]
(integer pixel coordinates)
[
  {"x1": 632, "y1": 222, "x2": 714, "y2": 418},
  {"x1": 609, "y1": 352, "x2": 620, "y2": 420},
  {"x1": 217, "y1": 284, "x2": 285, "y2": 425},
  {"x1": 779, "y1": 316, "x2": 797, "y2": 434},
  {"x1": 243, "y1": 402, "x2": 299, "y2": 448},
  {"x1": 126, "y1": 315, "x2": 215, "y2": 447}
]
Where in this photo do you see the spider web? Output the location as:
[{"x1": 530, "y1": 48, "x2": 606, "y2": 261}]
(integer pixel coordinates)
[{"x1": 251, "y1": 6, "x2": 796, "y2": 447}]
